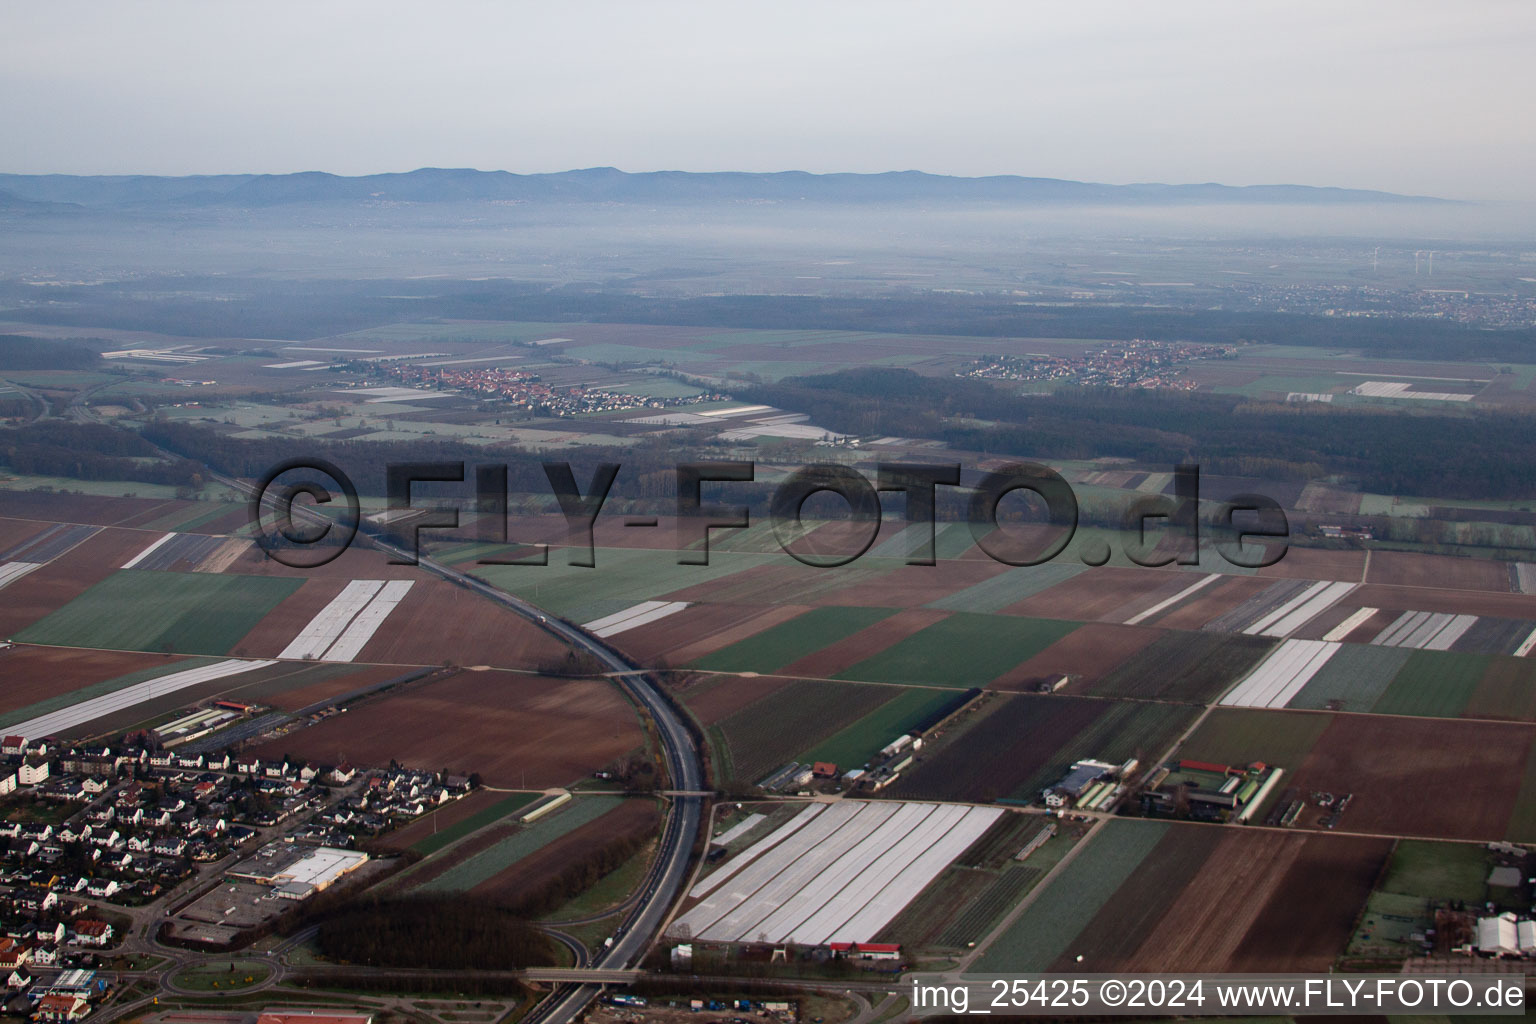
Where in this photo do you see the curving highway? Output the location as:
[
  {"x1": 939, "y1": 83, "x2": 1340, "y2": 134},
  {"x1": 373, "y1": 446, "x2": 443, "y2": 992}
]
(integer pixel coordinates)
[{"x1": 221, "y1": 470, "x2": 707, "y2": 1024}]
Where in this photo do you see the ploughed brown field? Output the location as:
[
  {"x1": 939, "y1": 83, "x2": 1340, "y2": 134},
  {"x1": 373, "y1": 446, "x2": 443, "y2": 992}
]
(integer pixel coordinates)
[
  {"x1": 1333, "y1": 606, "x2": 1402, "y2": 643},
  {"x1": 0, "y1": 528, "x2": 151, "y2": 637},
  {"x1": 0, "y1": 646, "x2": 190, "y2": 716},
  {"x1": 671, "y1": 674, "x2": 792, "y2": 727},
  {"x1": 1141, "y1": 575, "x2": 1274, "y2": 630},
  {"x1": 1366, "y1": 550, "x2": 1513, "y2": 592},
  {"x1": 616, "y1": 604, "x2": 809, "y2": 666},
  {"x1": 470, "y1": 798, "x2": 661, "y2": 902},
  {"x1": 230, "y1": 577, "x2": 352, "y2": 658},
  {"x1": 777, "y1": 608, "x2": 950, "y2": 679},
  {"x1": 1002, "y1": 567, "x2": 1180, "y2": 621},
  {"x1": 1057, "y1": 825, "x2": 1389, "y2": 973},
  {"x1": 1347, "y1": 585, "x2": 1536, "y2": 621},
  {"x1": 989, "y1": 622, "x2": 1159, "y2": 691},
  {"x1": 351, "y1": 579, "x2": 572, "y2": 667},
  {"x1": 0, "y1": 492, "x2": 183, "y2": 527},
  {"x1": 0, "y1": 516, "x2": 48, "y2": 554},
  {"x1": 1257, "y1": 545, "x2": 1366, "y2": 582},
  {"x1": 1288, "y1": 715, "x2": 1534, "y2": 840},
  {"x1": 1290, "y1": 601, "x2": 1360, "y2": 640},
  {"x1": 248, "y1": 669, "x2": 643, "y2": 787}
]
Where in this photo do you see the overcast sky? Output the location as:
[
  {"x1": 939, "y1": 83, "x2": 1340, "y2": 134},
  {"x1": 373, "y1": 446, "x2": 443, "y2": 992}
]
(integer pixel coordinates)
[{"x1": 3, "y1": 1, "x2": 1533, "y2": 200}]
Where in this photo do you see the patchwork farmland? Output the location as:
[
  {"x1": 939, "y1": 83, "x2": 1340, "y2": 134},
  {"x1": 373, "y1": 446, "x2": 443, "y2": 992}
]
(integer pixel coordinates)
[
  {"x1": 975, "y1": 820, "x2": 1390, "y2": 972},
  {"x1": 5, "y1": 477, "x2": 1536, "y2": 987}
]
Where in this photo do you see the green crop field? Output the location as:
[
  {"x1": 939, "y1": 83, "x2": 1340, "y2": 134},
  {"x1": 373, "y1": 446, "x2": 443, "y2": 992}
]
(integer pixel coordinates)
[
  {"x1": 835, "y1": 614, "x2": 1081, "y2": 687},
  {"x1": 1178, "y1": 708, "x2": 1330, "y2": 771},
  {"x1": 926, "y1": 563, "x2": 1085, "y2": 614},
  {"x1": 875, "y1": 868, "x2": 993, "y2": 950},
  {"x1": 475, "y1": 546, "x2": 774, "y2": 623},
  {"x1": 411, "y1": 793, "x2": 541, "y2": 856},
  {"x1": 934, "y1": 866, "x2": 1043, "y2": 948},
  {"x1": 797, "y1": 687, "x2": 962, "y2": 770},
  {"x1": 974, "y1": 820, "x2": 1169, "y2": 971},
  {"x1": 718, "y1": 680, "x2": 895, "y2": 783},
  {"x1": 1093, "y1": 632, "x2": 1275, "y2": 703},
  {"x1": 1371, "y1": 649, "x2": 1491, "y2": 718},
  {"x1": 1379, "y1": 840, "x2": 1490, "y2": 903},
  {"x1": 867, "y1": 521, "x2": 977, "y2": 561},
  {"x1": 15, "y1": 571, "x2": 301, "y2": 655},
  {"x1": 691, "y1": 606, "x2": 894, "y2": 674},
  {"x1": 413, "y1": 796, "x2": 624, "y2": 893},
  {"x1": 1288, "y1": 643, "x2": 1411, "y2": 711}
]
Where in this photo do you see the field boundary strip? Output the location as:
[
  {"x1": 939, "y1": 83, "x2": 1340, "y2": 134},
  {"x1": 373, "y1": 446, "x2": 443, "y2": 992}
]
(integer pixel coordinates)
[
  {"x1": 121, "y1": 532, "x2": 176, "y2": 569},
  {"x1": 711, "y1": 813, "x2": 766, "y2": 847},
  {"x1": 1221, "y1": 639, "x2": 1341, "y2": 708},
  {"x1": 4, "y1": 658, "x2": 277, "y2": 740},
  {"x1": 1243, "y1": 580, "x2": 1357, "y2": 638},
  {"x1": 278, "y1": 579, "x2": 415, "y2": 662},
  {"x1": 583, "y1": 600, "x2": 690, "y2": 638},
  {"x1": 323, "y1": 580, "x2": 414, "y2": 662},
  {"x1": 0, "y1": 561, "x2": 42, "y2": 590},
  {"x1": 1323, "y1": 605, "x2": 1378, "y2": 641},
  {"x1": 1125, "y1": 573, "x2": 1218, "y2": 625}
]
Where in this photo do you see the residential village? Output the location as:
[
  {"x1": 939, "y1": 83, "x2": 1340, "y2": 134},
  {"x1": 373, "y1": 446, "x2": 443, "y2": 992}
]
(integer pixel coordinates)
[{"x1": 0, "y1": 725, "x2": 479, "y2": 1022}]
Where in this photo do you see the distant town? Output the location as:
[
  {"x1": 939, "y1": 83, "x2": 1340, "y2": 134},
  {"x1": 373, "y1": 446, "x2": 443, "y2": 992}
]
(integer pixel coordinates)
[{"x1": 960, "y1": 339, "x2": 1239, "y2": 390}]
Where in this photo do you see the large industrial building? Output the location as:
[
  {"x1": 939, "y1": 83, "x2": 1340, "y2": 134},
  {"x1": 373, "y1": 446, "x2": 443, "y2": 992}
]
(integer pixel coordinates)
[{"x1": 228, "y1": 843, "x2": 369, "y2": 900}]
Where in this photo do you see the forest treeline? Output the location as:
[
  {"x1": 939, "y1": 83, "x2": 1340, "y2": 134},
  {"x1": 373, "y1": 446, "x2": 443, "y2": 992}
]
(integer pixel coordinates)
[
  {"x1": 1, "y1": 421, "x2": 204, "y2": 486},
  {"x1": 0, "y1": 335, "x2": 103, "y2": 371},
  {"x1": 315, "y1": 896, "x2": 552, "y2": 969},
  {"x1": 9, "y1": 276, "x2": 1535, "y2": 362},
  {"x1": 745, "y1": 369, "x2": 1536, "y2": 500}
]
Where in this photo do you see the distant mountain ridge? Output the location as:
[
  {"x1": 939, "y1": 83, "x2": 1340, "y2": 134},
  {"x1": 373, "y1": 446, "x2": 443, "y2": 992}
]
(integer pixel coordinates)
[{"x1": 0, "y1": 167, "x2": 1447, "y2": 208}]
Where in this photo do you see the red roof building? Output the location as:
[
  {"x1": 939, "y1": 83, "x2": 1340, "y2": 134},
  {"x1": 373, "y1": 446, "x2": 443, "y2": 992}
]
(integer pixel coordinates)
[{"x1": 36, "y1": 995, "x2": 91, "y2": 1022}]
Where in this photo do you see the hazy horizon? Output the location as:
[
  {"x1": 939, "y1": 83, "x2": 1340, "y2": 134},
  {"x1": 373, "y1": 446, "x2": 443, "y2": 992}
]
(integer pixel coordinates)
[{"x1": 4, "y1": 1, "x2": 1534, "y2": 201}]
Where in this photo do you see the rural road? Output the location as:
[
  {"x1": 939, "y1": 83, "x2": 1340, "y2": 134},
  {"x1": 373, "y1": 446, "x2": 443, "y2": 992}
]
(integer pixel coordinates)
[{"x1": 218, "y1": 468, "x2": 708, "y2": 1024}]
